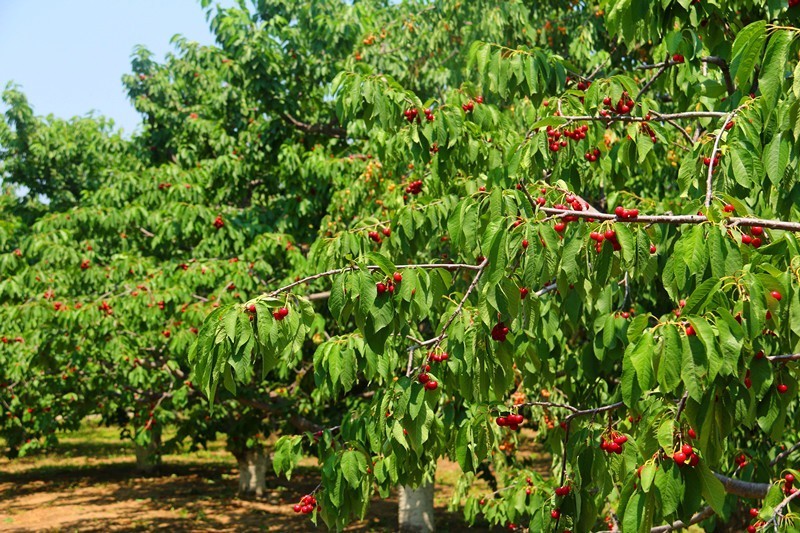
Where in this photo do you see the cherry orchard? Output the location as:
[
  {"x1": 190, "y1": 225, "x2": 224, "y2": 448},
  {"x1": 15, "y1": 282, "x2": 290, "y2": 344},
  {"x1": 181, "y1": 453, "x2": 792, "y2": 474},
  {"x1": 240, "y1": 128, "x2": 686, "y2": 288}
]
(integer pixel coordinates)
[{"x1": 188, "y1": 0, "x2": 800, "y2": 531}]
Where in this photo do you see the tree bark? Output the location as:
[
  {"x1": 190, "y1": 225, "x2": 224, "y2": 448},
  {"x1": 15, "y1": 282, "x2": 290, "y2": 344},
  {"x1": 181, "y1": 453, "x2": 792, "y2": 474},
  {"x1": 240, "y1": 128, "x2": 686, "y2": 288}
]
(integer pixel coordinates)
[
  {"x1": 235, "y1": 448, "x2": 270, "y2": 497},
  {"x1": 398, "y1": 482, "x2": 435, "y2": 533},
  {"x1": 134, "y1": 432, "x2": 161, "y2": 473}
]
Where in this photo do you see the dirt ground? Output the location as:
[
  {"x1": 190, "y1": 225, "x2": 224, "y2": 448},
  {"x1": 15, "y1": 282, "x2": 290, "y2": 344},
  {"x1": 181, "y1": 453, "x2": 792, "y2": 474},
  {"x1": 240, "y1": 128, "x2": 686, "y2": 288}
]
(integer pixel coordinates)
[{"x1": 0, "y1": 424, "x2": 549, "y2": 532}]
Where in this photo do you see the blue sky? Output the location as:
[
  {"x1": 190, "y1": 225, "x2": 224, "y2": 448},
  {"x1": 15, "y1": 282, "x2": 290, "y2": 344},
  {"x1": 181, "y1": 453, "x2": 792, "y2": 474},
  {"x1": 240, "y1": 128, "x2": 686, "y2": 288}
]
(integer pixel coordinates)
[{"x1": 0, "y1": 0, "x2": 221, "y2": 135}]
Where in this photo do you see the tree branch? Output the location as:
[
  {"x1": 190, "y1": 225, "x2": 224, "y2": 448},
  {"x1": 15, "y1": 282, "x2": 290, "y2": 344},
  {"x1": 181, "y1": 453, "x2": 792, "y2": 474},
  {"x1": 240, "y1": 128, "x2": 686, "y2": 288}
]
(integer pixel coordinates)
[
  {"x1": 705, "y1": 107, "x2": 741, "y2": 207},
  {"x1": 556, "y1": 111, "x2": 726, "y2": 123},
  {"x1": 770, "y1": 441, "x2": 800, "y2": 466},
  {"x1": 650, "y1": 506, "x2": 715, "y2": 533},
  {"x1": 701, "y1": 56, "x2": 735, "y2": 95},
  {"x1": 268, "y1": 262, "x2": 482, "y2": 297},
  {"x1": 713, "y1": 473, "x2": 770, "y2": 499},
  {"x1": 538, "y1": 207, "x2": 800, "y2": 233},
  {"x1": 279, "y1": 112, "x2": 347, "y2": 139},
  {"x1": 766, "y1": 353, "x2": 800, "y2": 363}
]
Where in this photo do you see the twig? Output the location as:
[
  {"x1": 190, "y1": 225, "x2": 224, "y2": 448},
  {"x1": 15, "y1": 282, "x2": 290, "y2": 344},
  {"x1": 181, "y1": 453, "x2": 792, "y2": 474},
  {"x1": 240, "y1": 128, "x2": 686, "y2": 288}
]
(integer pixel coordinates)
[
  {"x1": 769, "y1": 485, "x2": 800, "y2": 530},
  {"x1": 770, "y1": 441, "x2": 800, "y2": 466},
  {"x1": 636, "y1": 60, "x2": 671, "y2": 101},
  {"x1": 649, "y1": 506, "x2": 715, "y2": 533},
  {"x1": 139, "y1": 227, "x2": 155, "y2": 237}
]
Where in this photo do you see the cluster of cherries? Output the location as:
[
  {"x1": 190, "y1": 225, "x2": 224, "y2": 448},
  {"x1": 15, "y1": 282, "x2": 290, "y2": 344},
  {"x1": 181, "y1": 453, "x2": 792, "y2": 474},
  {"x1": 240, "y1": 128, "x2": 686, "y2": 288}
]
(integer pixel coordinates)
[
  {"x1": 740, "y1": 226, "x2": 765, "y2": 248},
  {"x1": 80, "y1": 259, "x2": 91, "y2": 270},
  {"x1": 545, "y1": 124, "x2": 591, "y2": 153},
  {"x1": 589, "y1": 228, "x2": 621, "y2": 253},
  {"x1": 367, "y1": 227, "x2": 391, "y2": 244},
  {"x1": 417, "y1": 367, "x2": 439, "y2": 391},
  {"x1": 639, "y1": 122, "x2": 657, "y2": 144},
  {"x1": 428, "y1": 350, "x2": 449, "y2": 363},
  {"x1": 584, "y1": 147, "x2": 602, "y2": 162},
  {"x1": 702, "y1": 153, "x2": 721, "y2": 168},
  {"x1": 671, "y1": 443, "x2": 700, "y2": 467},
  {"x1": 782, "y1": 472, "x2": 797, "y2": 495},
  {"x1": 491, "y1": 321, "x2": 510, "y2": 342},
  {"x1": 157, "y1": 182, "x2": 172, "y2": 190},
  {"x1": 292, "y1": 494, "x2": 318, "y2": 514},
  {"x1": 734, "y1": 452, "x2": 750, "y2": 468},
  {"x1": 273, "y1": 307, "x2": 289, "y2": 321},
  {"x1": 495, "y1": 412, "x2": 524, "y2": 431},
  {"x1": 614, "y1": 205, "x2": 639, "y2": 219},
  {"x1": 98, "y1": 301, "x2": 113, "y2": 316},
  {"x1": 600, "y1": 91, "x2": 635, "y2": 116},
  {"x1": 462, "y1": 96, "x2": 482, "y2": 112},
  {"x1": 376, "y1": 272, "x2": 402, "y2": 295},
  {"x1": 599, "y1": 432, "x2": 628, "y2": 454},
  {"x1": 405, "y1": 178, "x2": 424, "y2": 195},
  {"x1": 213, "y1": 215, "x2": 225, "y2": 229}
]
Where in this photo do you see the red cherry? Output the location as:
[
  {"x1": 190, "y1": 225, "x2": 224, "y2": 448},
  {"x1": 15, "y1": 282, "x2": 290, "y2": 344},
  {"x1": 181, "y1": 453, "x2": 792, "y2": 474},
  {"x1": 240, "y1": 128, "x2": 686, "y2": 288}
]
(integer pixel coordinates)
[
  {"x1": 672, "y1": 53, "x2": 684, "y2": 63},
  {"x1": 786, "y1": 473, "x2": 795, "y2": 483},
  {"x1": 393, "y1": 272, "x2": 403, "y2": 283},
  {"x1": 522, "y1": 239, "x2": 529, "y2": 249},
  {"x1": 688, "y1": 428, "x2": 697, "y2": 439},
  {"x1": 614, "y1": 435, "x2": 628, "y2": 445},
  {"x1": 650, "y1": 244, "x2": 657, "y2": 254},
  {"x1": 771, "y1": 290, "x2": 782, "y2": 301},
  {"x1": 604, "y1": 229, "x2": 616, "y2": 240},
  {"x1": 777, "y1": 384, "x2": 788, "y2": 394},
  {"x1": 554, "y1": 222, "x2": 566, "y2": 232},
  {"x1": 752, "y1": 237, "x2": 762, "y2": 248},
  {"x1": 685, "y1": 325, "x2": 695, "y2": 336},
  {"x1": 682, "y1": 444, "x2": 693, "y2": 455},
  {"x1": 745, "y1": 377, "x2": 752, "y2": 389},
  {"x1": 750, "y1": 508, "x2": 759, "y2": 518},
  {"x1": 673, "y1": 452, "x2": 687, "y2": 465},
  {"x1": 747, "y1": 526, "x2": 756, "y2": 533},
  {"x1": 551, "y1": 509, "x2": 561, "y2": 519},
  {"x1": 723, "y1": 204, "x2": 735, "y2": 213},
  {"x1": 376, "y1": 282, "x2": 387, "y2": 294},
  {"x1": 688, "y1": 453, "x2": 699, "y2": 467},
  {"x1": 293, "y1": 504, "x2": 303, "y2": 513},
  {"x1": 751, "y1": 226, "x2": 764, "y2": 236},
  {"x1": 418, "y1": 373, "x2": 430, "y2": 384},
  {"x1": 614, "y1": 206, "x2": 625, "y2": 217},
  {"x1": 278, "y1": 307, "x2": 289, "y2": 318},
  {"x1": 496, "y1": 416, "x2": 508, "y2": 427},
  {"x1": 424, "y1": 380, "x2": 438, "y2": 391},
  {"x1": 741, "y1": 234, "x2": 752, "y2": 244},
  {"x1": 519, "y1": 287, "x2": 529, "y2": 299}
]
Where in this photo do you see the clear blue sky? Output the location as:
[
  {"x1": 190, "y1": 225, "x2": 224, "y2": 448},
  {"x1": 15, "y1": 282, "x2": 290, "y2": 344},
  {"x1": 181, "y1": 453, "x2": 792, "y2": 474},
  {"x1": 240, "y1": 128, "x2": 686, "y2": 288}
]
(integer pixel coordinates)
[{"x1": 0, "y1": 0, "x2": 222, "y2": 136}]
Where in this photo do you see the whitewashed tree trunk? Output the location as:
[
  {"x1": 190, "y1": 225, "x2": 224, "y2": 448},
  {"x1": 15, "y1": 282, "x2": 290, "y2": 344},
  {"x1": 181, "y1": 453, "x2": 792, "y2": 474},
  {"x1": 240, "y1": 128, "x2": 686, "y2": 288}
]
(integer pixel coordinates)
[
  {"x1": 134, "y1": 433, "x2": 161, "y2": 473},
  {"x1": 236, "y1": 448, "x2": 270, "y2": 497},
  {"x1": 398, "y1": 482, "x2": 435, "y2": 532}
]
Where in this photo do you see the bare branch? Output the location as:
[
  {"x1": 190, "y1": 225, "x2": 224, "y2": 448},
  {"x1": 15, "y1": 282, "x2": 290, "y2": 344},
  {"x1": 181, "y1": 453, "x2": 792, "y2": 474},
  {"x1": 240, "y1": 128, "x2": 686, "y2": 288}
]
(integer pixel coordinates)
[
  {"x1": 766, "y1": 353, "x2": 800, "y2": 363},
  {"x1": 650, "y1": 506, "x2": 715, "y2": 533},
  {"x1": 770, "y1": 441, "x2": 800, "y2": 466},
  {"x1": 713, "y1": 473, "x2": 770, "y2": 499},
  {"x1": 279, "y1": 112, "x2": 347, "y2": 139},
  {"x1": 557, "y1": 111, "x2": 726, "y2": 123},
  {"x1": 705, "y1": 107, "x2": 742, "y2": 207}
]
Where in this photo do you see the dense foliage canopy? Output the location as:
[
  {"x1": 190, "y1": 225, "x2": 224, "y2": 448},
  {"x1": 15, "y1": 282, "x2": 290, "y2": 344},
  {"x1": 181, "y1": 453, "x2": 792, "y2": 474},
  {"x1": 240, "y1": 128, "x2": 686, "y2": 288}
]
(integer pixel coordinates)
[{"x1": 3, "y1": 0, "x2": 800, "y2": 531}]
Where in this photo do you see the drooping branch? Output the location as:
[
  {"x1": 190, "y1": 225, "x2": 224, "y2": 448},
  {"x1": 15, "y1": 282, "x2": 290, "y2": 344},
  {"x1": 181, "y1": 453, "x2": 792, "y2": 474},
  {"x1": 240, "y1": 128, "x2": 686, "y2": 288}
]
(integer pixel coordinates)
[
  {"x1": 768, "y1": 485, "x2": 800, "y2": 529},
  {"x1": 538, "y1": 207, "x2": 800, "y2": 233},
  {"x1": 635, "y1": 57, "x2": 734, "y2": 95},
  {"x1": 268, "y1": 262, "x2": 483, "y2": 297}
]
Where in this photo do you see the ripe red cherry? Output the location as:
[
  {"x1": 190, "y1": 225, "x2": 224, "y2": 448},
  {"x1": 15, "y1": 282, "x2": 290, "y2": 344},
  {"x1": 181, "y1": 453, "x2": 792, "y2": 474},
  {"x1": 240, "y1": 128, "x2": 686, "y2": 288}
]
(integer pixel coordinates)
[
  {"x1": 682, "y1": 444, "x2": 693, "y2": 455},
  {"x1": 551, "y1": 509, "x2": 561, "y2": 519},
  {"x1": 393, "y1": 272, "x2": 403, "y2": 283},
  {"x1": 522, "y1": 239, "x2": 529, "y2": 249},
  {"x1": 749, "y1": 508, "x2": 759, "y2": 518},
  {"x1": 747, "y1": 526, "x2": 756, "y2": 533},
  {"x1": 376, "y1": 282, "x2": 387, "y2": 294},
  {"x1": 723, "y1": 204, "x2": 735, "y2": 213},
  {"x1": 649, "y1": 244, "x2": 656, "y2": 254},
  {"x1": 688, "y1": 428, "x2": 697, "y2": 439},
  {"x1": 604, "y1": 229, "x2": 616, "y2": 240},
  {"x1": 741, "y1": 234, "x2": 752, "y2": 244},
  {"x1": 685, "y1": 325, "x2": 696, "y2": 336},
  {"x1": 771, "y1": 290, "x2": 782, "y2": 301},
  {"x1": 424, "y1": 380, "x2": 438, "y2": 391},
  {"x1": 418, "y1": 373, "x2": 430, "y2": 384},
  {"x1": 672, "y1": 53, "x2": 684, "y2": 63},
  {"x1": 278, "y1": 307, "x2": 289, "y2": 318},
  {"x1": 673, "y1": 451, "x2": 687, "y2": 465},
  {"x1": 751, "y1": 226, "x2": 764, "y2": 236},
  {"x1": 777, "y1": 384, "x2": 789, "y2": 394},
  {"x1": 247, "y1": 304, "x2": 257, "y2": 313},
  {"x1": 519, "y1": 287, "x2": 529, "y2": 299},
  {"x1": 786, "y1": 473, "x2": 795, "y2": 483},
  {"x1": 293, "y1": 504, "x2": 303, "y2": 513},
  {"x1": 554, "y1": 222, "x2": 566, "y2": 232},
  {"x1": 614, "y1": 435, "x2": 628, "y2": 445},
  {"x1": 751, "y1": 237, "x2": 762, "y2": 248},
  {"x1": 614, "y1": 206, "x2": 625, "y2": 217},
  {"x1": 382, "y1": 227, "x2": 391, "y2": 236},
  {"x1": 496, "y1": 416, "x2": 508, "y2": 427}
]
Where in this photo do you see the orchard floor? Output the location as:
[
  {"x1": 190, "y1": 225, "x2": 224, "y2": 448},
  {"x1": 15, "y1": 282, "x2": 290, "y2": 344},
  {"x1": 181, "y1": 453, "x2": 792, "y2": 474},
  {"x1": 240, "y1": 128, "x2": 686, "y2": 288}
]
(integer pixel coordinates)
[{"x1": 0, "y1": 422, "x2": 550, "y2": 532}]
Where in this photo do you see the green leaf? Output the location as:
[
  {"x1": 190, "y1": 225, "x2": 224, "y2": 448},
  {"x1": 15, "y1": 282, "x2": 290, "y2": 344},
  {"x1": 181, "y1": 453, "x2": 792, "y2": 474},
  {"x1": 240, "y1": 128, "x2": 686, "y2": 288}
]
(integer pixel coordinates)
[
  {"x1": 697, "y1": 461, "x2": 726, "y2": 516},
  {"x1": 730, "y1": 21, "x2": 766, "y2": 89},
  {"x1": 759, "y1": 30, "x2": 792, "y2": 110}
]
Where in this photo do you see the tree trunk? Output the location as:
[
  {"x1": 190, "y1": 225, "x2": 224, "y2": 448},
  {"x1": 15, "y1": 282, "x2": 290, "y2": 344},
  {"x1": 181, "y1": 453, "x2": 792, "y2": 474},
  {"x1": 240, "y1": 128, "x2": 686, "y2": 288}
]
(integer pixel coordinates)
[
  {"x1": 236, "y1": 448, "x2": 270, "y2": 497},
  {"x1": 134, "y1": 433, "x2": 161, "y2": 473},
  {"x1": 398, "y1": 482, "x2": 435, "y2": 533}
]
